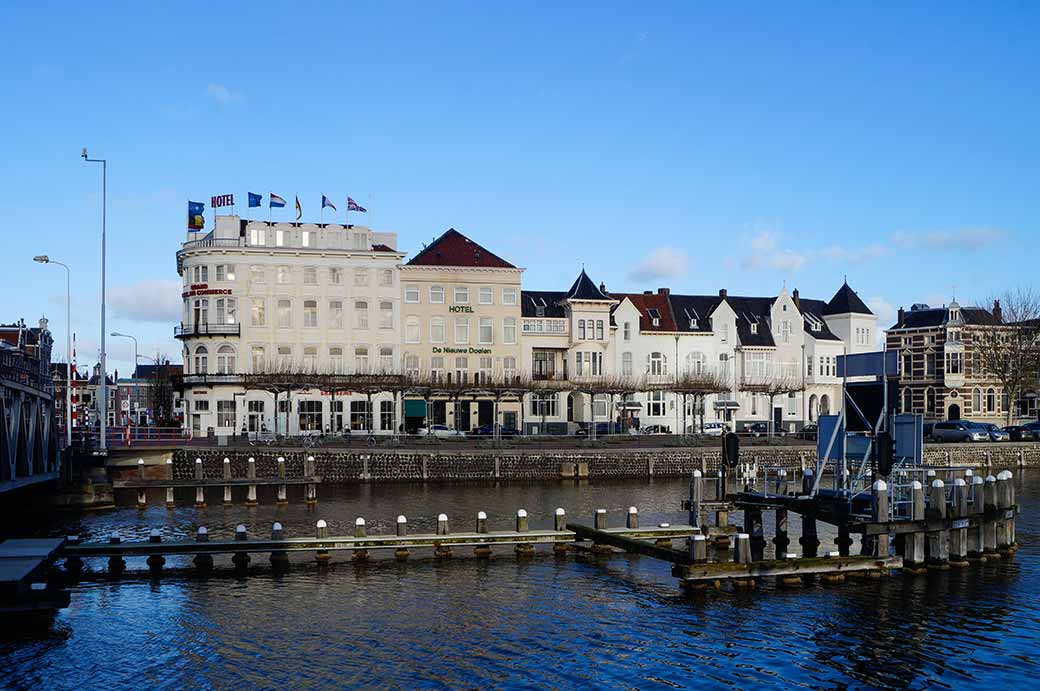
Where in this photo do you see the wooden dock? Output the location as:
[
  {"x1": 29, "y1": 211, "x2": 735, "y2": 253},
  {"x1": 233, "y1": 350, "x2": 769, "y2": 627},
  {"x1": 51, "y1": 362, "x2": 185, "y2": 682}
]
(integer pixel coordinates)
[{"x1": 0, "y1": 538, "x2": 71, "y2": 616}]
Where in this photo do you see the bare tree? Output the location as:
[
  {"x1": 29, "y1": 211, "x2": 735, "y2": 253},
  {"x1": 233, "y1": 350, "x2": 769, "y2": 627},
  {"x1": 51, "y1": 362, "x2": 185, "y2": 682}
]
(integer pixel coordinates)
[
  {"x1": 669, "y1": 369, "x2": 730, "y2": 435},
  {"x1": 741, "y1": 373, "x2": 805, "y2": 437},
  {"x1": 974, "y1": 289, "x2": 1040, "y2": 425}
]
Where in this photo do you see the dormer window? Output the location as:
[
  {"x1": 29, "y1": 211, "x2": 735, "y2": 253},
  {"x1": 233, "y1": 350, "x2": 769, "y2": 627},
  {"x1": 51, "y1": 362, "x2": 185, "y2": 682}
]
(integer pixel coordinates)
[
  {"x1": 690, "y1": 318, "x2": 697, "y2": 329},
  {"x1": 647, "y1": 308, "x2": 661, "y2": 328},
  {"x1": 750, "y1": 323, "x2": 758, "y2": 334},
  {"x1": 535, "y1": 306, "x2": 545, "y2": 317}
]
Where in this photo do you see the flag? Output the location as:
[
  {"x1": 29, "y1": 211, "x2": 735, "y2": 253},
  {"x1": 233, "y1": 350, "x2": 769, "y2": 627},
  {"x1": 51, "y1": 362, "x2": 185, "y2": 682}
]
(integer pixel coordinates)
[
  {"x1": 248, "y1": 192, "x2": 262, "y2": 208},
  {"x1": 322, "y1": 195, "x2": 337, "y2": 211},
  {"x1": 269, "y1": 193, "x2": 287, "y2": 208},
  {"x1": 347, "y1": 196, "x2": 367, "y2": 213},
  {"x1": 295, "y1": 196, "x2": 303, "y2": 220},
  {"x1": 188, "y1": 201, "x2": 205, "y2": 230}
]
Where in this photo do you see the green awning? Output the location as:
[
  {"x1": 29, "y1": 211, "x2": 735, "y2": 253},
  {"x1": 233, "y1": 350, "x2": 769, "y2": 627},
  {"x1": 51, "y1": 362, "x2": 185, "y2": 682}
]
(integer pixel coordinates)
[{"x1": 404, "y1": 399, "x2": 427, "y2": 417}]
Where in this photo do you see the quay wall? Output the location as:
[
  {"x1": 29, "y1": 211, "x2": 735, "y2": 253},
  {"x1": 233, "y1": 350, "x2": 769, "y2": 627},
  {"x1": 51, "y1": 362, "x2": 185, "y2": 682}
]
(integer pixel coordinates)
[{"x1": 161, "y1": 442, "x2": 1040, "y2": 483}]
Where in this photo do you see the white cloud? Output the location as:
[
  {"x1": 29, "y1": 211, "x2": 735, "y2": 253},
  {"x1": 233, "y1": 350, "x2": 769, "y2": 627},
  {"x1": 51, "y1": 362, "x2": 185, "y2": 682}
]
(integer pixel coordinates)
[
  {"x1": 207, "y1": 83, "x2": 241, "y2": 105},
  {"x1": 867, "y1": 297, "x2": 896, "y2": 341},
  {"x1": 892, "y1": 228, "x2": 1007, "y2": 251},
  {"x1": 629, "y1": 246, "x2": 688, "y2": 281},
  {"x1": 109, "y1": 279, "x2": 182, "y2": 324},
  {"x1": 738, "y1": 231, "x2": 886, "y2": 274}
]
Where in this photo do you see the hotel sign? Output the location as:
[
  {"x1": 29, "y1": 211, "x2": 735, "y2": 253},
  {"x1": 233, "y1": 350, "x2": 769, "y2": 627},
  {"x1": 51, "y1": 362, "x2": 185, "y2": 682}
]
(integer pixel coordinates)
[
  {"x1": 211, "y1": 193, "x2": 234, "y2": 208},
  {"x1": 448, "y1": 305, "x2": 474, "y2": 313}
]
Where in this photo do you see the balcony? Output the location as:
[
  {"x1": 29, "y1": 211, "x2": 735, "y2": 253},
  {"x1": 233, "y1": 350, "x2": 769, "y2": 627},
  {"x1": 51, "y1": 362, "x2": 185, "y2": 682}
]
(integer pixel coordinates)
[
  {"x1": 174, "y1": 323, "x2": 241, "y2": 338},
  {"x1": 181, "y1": 373, "x2": 243, "y2": 386}
]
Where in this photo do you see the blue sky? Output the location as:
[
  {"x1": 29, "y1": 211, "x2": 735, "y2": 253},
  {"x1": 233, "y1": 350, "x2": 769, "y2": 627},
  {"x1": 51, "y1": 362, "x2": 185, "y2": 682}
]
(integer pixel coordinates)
[{"x1": 3, "y1": 2, "x2": 1037, "y2": 374}]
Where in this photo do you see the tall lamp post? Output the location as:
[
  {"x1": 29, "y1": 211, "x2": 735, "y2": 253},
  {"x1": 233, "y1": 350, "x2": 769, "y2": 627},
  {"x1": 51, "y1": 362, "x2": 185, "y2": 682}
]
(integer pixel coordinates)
[
  {"x1": 82, "y1": 148, "x2": 108, "y2": 449},
  {"x1": 110, "y1": 331, "x2": 138, "y2": 375},
  {"x1": 33, "y1": 255, "x2": 72, "y2": 448}
]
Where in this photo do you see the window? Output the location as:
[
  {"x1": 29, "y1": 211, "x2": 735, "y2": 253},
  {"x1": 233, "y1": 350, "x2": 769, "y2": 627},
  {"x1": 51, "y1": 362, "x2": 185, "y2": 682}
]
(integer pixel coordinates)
[
  {"x1": 215, "y1": 297, "x2": 236, "y2": 324},
  {"x1": 781, "y1": 320, "x2": 791, "y2": 344},
  {"x1": 430, "y1": 317, "x2": 445, "y2": 343},
  {"x1": 298, "y1": 400, "x2": 322, "y2": 431},
  {"x1": 277, "y1": 265, "x2": 290, "y2": 284},
  {"x1": 721, "y1": 323, "x2": 729, "y2": 343},
  {"x1": 275, "y1": 229, "x2": 285, "y2": 247},
  {"x1": 194, "y1": 399, "x2": 209, "y2": 412},
  {"x1": 623, "y1": 322, "x2": 631, "y2": 341},
  {"x1": 503, "y1": 317, "x2": 517, "y2": 344},
  {"x1": 746, "y1": 352, "x2": 770, "y2": 380},
  {"x1": 350, "y1": 400, "x2": 370, "y2": 431},
  {"x1": 355, "y1": 268, "x2": 368, "y2": 286},
  {"x1": 686, "y1": 352, "x2": 706, "y2": 375},
  {"x1": 405, "y1": 285, "x2": 420, "y2": 303},
  {"x1": 329, "y1": 267, "x2": 342, "y2": 285},
  {"x1": 622, "y1": 352, "x2": 633, "y2": 376},
  {"x1": 479, "y1": 317, "x2": 493, "y2": 344},
  {"x1": 192, "y1": 298, "x2": 209, "y2": 325},
  {"x1": 303, "y1": 267, "x2": 317, "y2": 285},
  {"x1": 947, "y1": 351, "x2": 963, "y2": 375},
  {"x1": 648, "y1": 391, "x2": 666, "y2": 417},
  {"x1": 250, "y1": 265, "x2": 265, "y2": 283},
  {"x1": 986, "y1": 388, "x2": 996, "y2": 413},
  {"x1": 430, "y1": 285, "x2": 445, "y2": 303},
  {"x1": 196, "y1": 265, "x2": 208, "y2": 282},
  {"x1": 477, "y1": 356, "x2": 493, "y2": 384},
  {"x1": 329, "y1": 300, "x2": 343, "y2": 329},
  {"x1": 216, "y1": 345, "x2": 236, "y2": 374},
  {"x1": 216, "y1": 400, "x2": 235, "y2": 428},
  {"x1": 503, "y1": 356, "x2": 517, "y2": 382},
  {"x1": 249, "y1": 227, "x2": 266, "y2": 246},
  {"x1": 454, "y1": 287, "x2": 469, "y2": 304},
  {"x1": 355, "y1": 301, "x2": 369, "y2": 329},
  {"x1": 251, "y1": 299, "x2": 266, "y2": 327},
  {"x1": 479, "y1": 287, "x2": 493, "y2": 305},
  {"x1": 277, "y1": 299, "x2": 292, "y2": 328},
  {"x1": 379, "y1": 270, "x2": 393, "y2": 287},
  {"x1": 431, "y1": 356, "x2": 445, "y2": 382},
  {"x1": 216, "y1": 264, "x2": 235, "y2": 281},
  {"x1": 404, "y1": 354, "x2": 420, "y2": 378},
  {"x1": 455, "y1": 317, "x2": 470, "y2": 344},
  {"x1": 355, "y1": 346, "x2": 369, "y2": 373},
  {"x1": 194, "y1": 345, "x2": 208, "y2": 374},
  {"x1": 751, "y1": 323, "x2": 758, "y2": 334},
  {"x1": 926, "y1": 352, "x2": 936, "y2": 377},
  {"x1": 277, "y1": 345, "x2": 292, "y2": 368},
  {"x1": 502, "y1": 288, "x2": 518, "y2": 305},
  {"x1": 303, "y1": 346, "x2": 317, "y2": 370},
  {"x1": 973, "y1": 387, "x2": 983, "y2": 412},
  {"x1": 648, "y1": 352, "x2": 667, "y2": 376},
  {"x1": 454, "y1": 357, "x2": 468, "y2": 385},
  {"x1": 301, "y1": 230, "x2": 312, "y2": 248},
  {"x1": 578, "y1": 320, "x2": 586, "y2": 339},
  {"x1": 533, "y1": 351, "x2": 555, "y2": 379},
  {"x1": 379, "y1": 347, "x2": 394, "y2": 373},
  {"x1": 251, "y1": 346, "x2": 265, "y2": 372},
  {"x1": 380, "y1": 301, "x2": 393, "y2": 329},
  {"x1": 329, "y1": 347, "x2": 344, "y2": 371},
  {"x1": 530, "y1": 393, "x2": 558, "y2": 417},
  {"x1": 591, "y1": 351, "x2": 603, "y2": 376},
  {"x1": 380, "y1": 400, "x2": 394, "y2": 431},
  {"x1": 596, "y1": 320, "x2": 604, "y2": 340},
  {"x1": 806, "y1": 354, "x2": 813, "y2": 377},
  {"x1": 405, "y1": 317, "x2": 420, "y2": 344},
  {"x1": 303, "y1": 300, "x2": 318, "y2": 328}
]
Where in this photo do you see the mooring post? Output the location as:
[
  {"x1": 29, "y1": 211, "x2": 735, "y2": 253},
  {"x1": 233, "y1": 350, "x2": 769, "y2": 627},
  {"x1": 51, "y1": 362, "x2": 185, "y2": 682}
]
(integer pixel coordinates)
[
  {"x1": 64, "y1": 536, "x2": 84, "y2": 577},
  {"x1": 245, "y1": 456, "x2": 258, "y2": 507},
  {"x1": 715, "y1": 467, "x2": 729, "y2": 529},
  {"x1": 949, "y1": 479, "x2": 970, "y2": 567},
  {"x1": 315, "y1": 519, "x2": 330, "y2": 564},
  {"x1": 270, "y1": 522, "x2": 289, "y2": 571},
  {"x1": 515, "y1": 509, "x2": 534, "y2": 558},
  {"x1": 353, "y1": 518, "x2": 369, "y2": 562},
  {"x1": 733, "y1": 533, "x2": 755, "y2": 589},
  {"x1": 1005, "y1": 470, "x2": 1017, "y2": 550},
  {"x1": 995, "y1": 470, "x2": 1012, "y2": 556},
  {"x1": 689, "y1": 534, "x2": 707, "y2": 563},
  {"x1": 106, "y1": 535, "x2": 125, "y2": 576},
  {"x1": 983, "y1": 475, "x2": 998, "y2": 556},
  {"x1": 472, "y1": 510, "x2": 491, "y2": 558},
  {"x1": 592, "y1": 509, "x2": 613, "y2": 554},
  {"x1": 277, "y1": 456, "x2": 288, "y2": 505},
  {"x1": 553, "y1": 508, "x2": 569, "y2": 556},
  {"x1": 305, "y1": 455, "x2": 318, "y2": 505},
  {"x1": 232, "y1": 524, "x2": 251, "y2": 572},
  {"x1": 395, "y1": 515, "x2": 410, "y2": 560},
  {"x1": 776, "y1": 468, "x2": 788, "y2": 496},
  {"x1": 689, "y1": 470, "x2": 703, "y2": 529},
  {"x1": 221, "y1": 458, "x2": 233, "y2": 507},
  {"x1": 194, "y1": 458, "x2": 206, "y2": 508},
  {"x1": 926, "y1": 480, "x2": 949, "y2": 570},
  {"x1": 900, "y1": 480, "x2": 927, "y2": 574},
  {"x1": 745, "y1": 507, "x2": 765, "y2": 561},
  {"x1": 193, "y1": 527, "x2": 213, "y2": 574},
  {"x1": 967, "y1": 475, "x2": 986, "y2": 563},
  {"x1": 165, "y1": 459, "x2": 175, "y2": 509},
  {"x1": 799, "y1": 511, "x2": 820, "y2": 559},
  {"x1": 435, "y1": 513, "x2": 453, "y2": 559},
  {"x1": 627, "y1": 506, "x2": 639, "y2": 530},
  {"x1": 145, "y1": 529, "x2": 165, "y2": 577},
  {"x1": 870, "y1": 479, "x2": 889, "y2": 558},
  {"x1": 773, "y1": 507, "x2": 790, "y2": 556}
]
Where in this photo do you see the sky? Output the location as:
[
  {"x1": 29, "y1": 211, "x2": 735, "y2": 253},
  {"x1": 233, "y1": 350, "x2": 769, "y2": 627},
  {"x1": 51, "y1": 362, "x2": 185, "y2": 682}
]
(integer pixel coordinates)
[{"x1": 2, "y1": 2, "x2": 1037, "y2": 375}]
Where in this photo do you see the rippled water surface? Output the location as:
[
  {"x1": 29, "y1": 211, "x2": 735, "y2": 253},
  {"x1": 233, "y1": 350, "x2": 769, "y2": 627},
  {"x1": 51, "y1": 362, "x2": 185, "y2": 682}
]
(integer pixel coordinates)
[{"x1": 2, "y1": 474, "x2": 1038, "y2": 690}]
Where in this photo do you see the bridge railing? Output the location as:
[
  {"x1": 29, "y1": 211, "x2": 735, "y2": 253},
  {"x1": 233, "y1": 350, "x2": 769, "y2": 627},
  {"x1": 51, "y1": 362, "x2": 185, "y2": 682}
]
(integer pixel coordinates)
[{"x1": 72, "y1": 426, "x2": 190, "y2": 449}]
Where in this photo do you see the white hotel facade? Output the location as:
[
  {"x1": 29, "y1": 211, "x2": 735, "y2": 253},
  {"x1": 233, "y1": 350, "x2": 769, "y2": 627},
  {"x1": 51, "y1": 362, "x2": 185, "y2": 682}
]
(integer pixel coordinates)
[{"x1": 177, "y1": 219, "x2": 876, "y2": 436}]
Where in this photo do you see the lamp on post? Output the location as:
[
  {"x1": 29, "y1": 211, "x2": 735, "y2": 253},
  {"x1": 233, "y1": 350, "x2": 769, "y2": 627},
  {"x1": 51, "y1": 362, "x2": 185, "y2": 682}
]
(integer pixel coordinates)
[
  {"x1": 82, "y1": 147, "x2": 108, "y2": 449},
  {"x1": 110, "y1": 332, "x2": 138, "y2": 375},
  {"x1": 33, "y1": 255, "x2": 72, "y2": 448}
]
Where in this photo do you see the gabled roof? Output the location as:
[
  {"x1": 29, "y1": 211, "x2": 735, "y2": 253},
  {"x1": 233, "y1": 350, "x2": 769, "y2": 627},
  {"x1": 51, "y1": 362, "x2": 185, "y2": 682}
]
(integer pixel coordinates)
[
  {"x1": 406, "y1": 228, "x2": 516, "y2": 269},
  {"x1": 520, "y1": 291, "x2": 568, "y2": 318},
  {"x1": 796, "y1": 298, "x2": 842, "y2": 341},
  {"x1": 610, "y1": 293, "x2": 677, "y2": 332},
  {"x1": 566, "y1": 270, "x2": 612, "y2": 301},
  {"x1": 727, "y1": 296, "x2": 777, "y2": 347},
  {"x1": 824, "y1": 282, "x2": 872, "y2": 316},
  {"x1": 133, "y1": 363, "x2": 184, "y2": 379},
  {"x1": 889, "y1": 305, "x2": 999, "y2": 330},
  {"x1": 667, "y1": 294, "x2": 725, "y2": 333}
]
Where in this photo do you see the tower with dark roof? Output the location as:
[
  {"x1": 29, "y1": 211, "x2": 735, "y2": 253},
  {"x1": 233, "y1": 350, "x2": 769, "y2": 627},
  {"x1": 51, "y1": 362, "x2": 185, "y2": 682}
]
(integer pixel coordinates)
[{"x1": 820, "y1": 281, "x2": 877, "y2": 354}]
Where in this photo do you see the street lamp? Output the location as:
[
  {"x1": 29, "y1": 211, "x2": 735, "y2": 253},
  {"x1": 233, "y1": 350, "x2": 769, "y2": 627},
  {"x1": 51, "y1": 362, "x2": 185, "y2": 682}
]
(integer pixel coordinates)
[
  {"x1": 83, "y1": 148, "x2": 108, "y2": 449},
  {"x1": 34, "y1": 255, "x2": 72, "y2": 448},
  {"x1": 110, "y1": 332, "x2": 139, "y2": 375}
]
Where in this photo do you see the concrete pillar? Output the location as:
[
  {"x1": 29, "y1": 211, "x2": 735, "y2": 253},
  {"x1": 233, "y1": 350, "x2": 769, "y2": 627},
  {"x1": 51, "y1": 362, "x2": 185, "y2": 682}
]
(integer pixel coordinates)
[
  {"x1": 773, "y1": 508, "x2": 790, "y2": 555},
  {"x1": 245, "y1": 456, "x2": 258, "y2": 507},
  {"x1": 901, "y1": 480, "x2": 927, "y2": 573},
  {"x1": 982, "y1": 475, "x2": 998, "y2": 555},
  {"x1": 995, "y1": 470, "x2": 1012, "y2": 555},
  {"x1": 315, "y1": 519, "x2": 331, "y2": 564},
  {"x1": 474, "y1": 510, "x2": 491, "y2": 558},
  {"x1": 137, "y1": 487, "x2": 147, "y2": 511},
  {"x1": 802, "y1": 467, "x2": 815, "y2": 496},
  {"x1": 689, "y1": 534, "x2": 707, "y2": 563},
  {"x1": 194, "y1": 457, "x2": 203, "y2": 480},
  {"x1": 145, "y1": 529, "x2": 165, "y2": 577},
  {"x1": 277, "y1": 456, "x2": 288, "y2": 505},
  {"x1": 395, "y1": 515, "x2": 410, "y2": 560},
  {"x1": 515, "y1": 509, "x2": 534, "y2": 558},
  {"x1": 166, "y1": 457, "x2": 174, "y2": 481},
  {"x1": 733, "y1": 533, "x2": 755, "y2": 589},
  {"x1": 165, "y1": 486, "x2": 175, "y2": 510},
  {"x1": 689, "y1": 470, "x2": 703, "y2": 529},
  {"x1": 745, "y1": 507, "x2": 765, "y2": 561},
  {"x1": 926, "y1": 480, "x2": 949, "y2": 570},
  {"x1": 353, "y1": 517, "x2": 369, "y2": 562},
  {"x1": 967, "y1": 475, "x2": 986, "y2": 562},
  {"x1": 949, "y1": 479, "x2": 969, "y2": 567},
  {"x1": 165, "y1": 459, "x2": 175, "y2": 509},
  {"x1": 223, "y1": 457, "x2": 232, "y2": 479},
  {"x1": 232, "y1": 524, "x2": 251, "y2": 572},
  {"x1": 594, "y1": 508, "x2": 607, "y2": 530},
  {"x1": 799, "y1": 512, "x2": 820, "y2": 559},
  {"x1": 435, "y1": 513, "x2": 452, "y2": 559},
  {"x1": 194, "y1": 526, "x2": 213, "y2": 574},
  {"x1": 270, "y1": 522, "x2": 289, "y2": 571},
  {"x1": 194, "y1": 457, "x2": 206, "y2": 508},
  {"x1": 871, "y1": 479, "x2": 889, "y2": 558},
  {"x1": 553, "y1": 508, "x2": 568, "y2": 556},
  {"x1": 626, "y1": 506, "x2": 639, "y2": 530}
]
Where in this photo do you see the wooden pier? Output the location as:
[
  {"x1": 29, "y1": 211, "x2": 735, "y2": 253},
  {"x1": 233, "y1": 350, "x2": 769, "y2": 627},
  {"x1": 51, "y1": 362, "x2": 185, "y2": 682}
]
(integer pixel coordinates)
[{"x1": 0, "y1": 538, "x2": 71, "y2": 617}]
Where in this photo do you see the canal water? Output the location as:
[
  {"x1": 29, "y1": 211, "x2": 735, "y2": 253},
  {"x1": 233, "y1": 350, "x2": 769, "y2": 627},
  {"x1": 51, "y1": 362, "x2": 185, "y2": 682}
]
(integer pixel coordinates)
[{"x1": 1, "y1": 473, "x2": 1038, "y2": 690}]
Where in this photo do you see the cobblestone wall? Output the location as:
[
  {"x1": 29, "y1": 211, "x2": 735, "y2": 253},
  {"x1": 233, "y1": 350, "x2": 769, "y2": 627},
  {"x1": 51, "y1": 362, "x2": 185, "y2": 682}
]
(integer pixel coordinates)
[{"x1": 171, "y1": 442, "x2": 1040, "y2": 483}]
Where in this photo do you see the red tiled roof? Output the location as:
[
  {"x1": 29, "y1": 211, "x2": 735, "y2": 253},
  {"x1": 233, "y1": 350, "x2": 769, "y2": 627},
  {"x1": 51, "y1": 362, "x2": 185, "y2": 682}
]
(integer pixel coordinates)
[
  {"x1": 612, "y1": 292, "x2": 678, "y2": 332},
  {"x1": 406, "y1": 228, "x2": 516, "y2": 269},
  {"x1": 371, "y1": 243, "x2": 395, "y2": 252}
]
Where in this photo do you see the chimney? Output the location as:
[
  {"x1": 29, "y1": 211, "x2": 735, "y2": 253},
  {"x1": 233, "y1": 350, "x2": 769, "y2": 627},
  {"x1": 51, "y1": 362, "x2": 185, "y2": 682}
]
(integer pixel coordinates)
[
  {"x1": 599, "y1": 281, "x2": 606, "y2": 293},
  {"x1": 897, "y1": 306, "x2": 905, "y2": 325},
  {"x1": 643, "y1": 290, "x2": 652, "y2": 295},
  {"x1": 993, "y1": 299, "x2": 1002, "y2": 323},
  {"x1": 657, "y1": 287, "x2": 670, "y2": 296},
  {"x1": 791, "y1": 289, "x2": 800, "y2": 309},
  {"x1": 719, "y1": 289, "x2": 728, "y2": 298}
]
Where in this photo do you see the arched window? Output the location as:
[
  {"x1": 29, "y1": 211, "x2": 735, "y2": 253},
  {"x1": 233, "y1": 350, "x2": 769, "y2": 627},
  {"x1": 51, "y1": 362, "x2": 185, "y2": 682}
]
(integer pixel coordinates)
[
  {"x1": 622, "y1": 352, "x2": 633, "y2": 376},
  {"x1": 405, "y1": 316, "x2": 420, "y2": 344},
  {"x1": 809, "y1": 394, "x2": 818, "y2": 421},
  {"x1": 986, "y1": 388, "x2": 996, "y2": 413},
  {"x1": 216, "y1": 344, "x2": 236, "y2": 374},
  {"x1": 686, "y1": 351, "x2": 706, "y2": 375},
  {"x1": 820, "y1": 394, "x2": 830, "y2": 416},
  {"x1": 902, "y1": 388, "x2": 912, "y2": 413},
  {"x1": 430, "y1": 316, "x2": 445, "y2": 343},
  {"x1": 648, "y1": 352, "x2": 667, "y2": 376},
  {"x1": 194, "y1": 345, "x2": 208, "y2": 374},
  {"x1": 973, "y1": 387, "x2": 983, "y2": 413},
  {"x1": 354, "y1": 346, "x2": 369, "y2": 373},
  {"x1": 925, "y1": 387, "x2": 935, "y2": 417}
]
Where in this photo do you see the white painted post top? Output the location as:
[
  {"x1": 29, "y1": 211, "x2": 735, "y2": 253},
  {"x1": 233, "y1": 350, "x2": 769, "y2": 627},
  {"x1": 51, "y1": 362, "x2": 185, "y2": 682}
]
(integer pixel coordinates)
[
  {"x1": 872, "y1": 480, "x2": 888, "y2": 491},
  {"x1": 692, "y1": 535, "x2": 706, "y2": 541},
  {"x1": 223, "y1": 458, "x2": 230, "y2": 464},
  {"x1": 785, "y1": 553, "x2": 798, "y2": 559},
  {"x1": 166, "y1": 459, "x2": 172, "y2": 464},
  {"x1": 998, "y1": 470, "x2": 1012, "y2": 480},
  {"x1": 658, "y1": 523, "x2": 671, "y2": 528},
  {"x1": 272, "y1": 522, "x2": 282, "y2": 531},
  {"x1": 397, "y1": 515, "x2": 407, "y2": 523},
  {"x1": 628, "y1": 506, "x2": 638, "y2": 514},
  {"x1": 596, "y1": 508, "x2": 606, "y2": 514},
  {"x1": 307, "y1": 455, "x2": 315, "y2": 462},
  {"x1": 954, "y1": 478, "x2": 966, "y2": 486},
  {"x1": 477, "y1": 511, "x2": 487, "y2": 520},
  {"x1": 985, "y1": 475, "x2": 996, "y2": 482},
  {"x1": 355, "y1": 517, "x2": 366, "y2": 526},
  {"x1": 195, "y1": 458, "x2": 202, "y2": 464},
  {"x1": 138, "y1": 459, "x2": 144, "y2": 465},
  {"x1": 316, "y1": 519, "x2": 328, "y2": 529},
  {"x1": 931, "y1": 479, "x2": 945, "y2": 488},
  {"x1": 277, "y1": 456, "x2": 285, "y2": 463},
  {"x1": 235, "y1": 524, "x2": 246, "y2": 533},
  {"x1": 247, "y1": 457, "x2": 255, "y2": 463},
  {"x1": 555, "y1": 508, "x2": 565, "y2": 516},
  {"x1": 197, "y1": 527, "x2": 207, "y2": 535},
  {"x1": 737, "y1": 533, "x2": 750, "y2": 540},
  {"x1": 517, "y1": 509, "x2": 527, "y2": 518},
  {"x1": 911, "y1": 480, "x2": 923, "y2": 490},
  {"x1": 973, "y1": 475, "x2": 985, "y2": 485},
  {"x1": 693, "y1": 469, "x2": 702, "y2": 477},
  {"x1": 438, "y1": 513, "x2": 448, "y2": 521}
]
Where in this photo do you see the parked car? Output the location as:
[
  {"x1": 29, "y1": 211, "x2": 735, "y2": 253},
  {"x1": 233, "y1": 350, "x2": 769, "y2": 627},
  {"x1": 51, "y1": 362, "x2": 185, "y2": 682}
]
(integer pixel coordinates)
[
  {"x1": 574, "y1": 422, "x2": 619, "y2": 437},
  {"x1": 641, "y1": 424, "x2": 672, "y2": 435},
  {"x1": 1003, "y1": 425, "x2": 1037, "y2": 442},
  {"x1": 416, "y1": 424, "x2": 463, "y2": 438},
  {"x1": 972, "y1": 422, "x2": 1009, "y2": 442},
  {"x1": 1023, "y1": 421, "x2": 1040, "y2": 436},
  {"x1": 689, "y1": 422, "x2": 727, "y2": 437},
  {"x1": 923, "y1": 422, "x2": 934, "y2": 440},
  {"x1": 469, "y1": 423, "x2": 520, "y2": 437},
  {"x1": 930, "y1": 421, "x2": 989, "y2": 443},
  {"x1": 793, "y1": 423, "x2": 818, "y2": 441},
  {"x1": 744, "y1": 421, "x2": 785, "y2": 437}
]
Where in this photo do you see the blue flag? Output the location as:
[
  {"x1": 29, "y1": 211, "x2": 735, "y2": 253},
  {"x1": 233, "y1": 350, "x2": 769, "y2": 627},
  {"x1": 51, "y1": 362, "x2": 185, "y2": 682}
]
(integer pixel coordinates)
[
  {"x1": 187, "y1": 201, "x2": 205, "y2": 230},
  {"x1": 248, "y1": 192, "x2": 262, "y2": 208}
]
